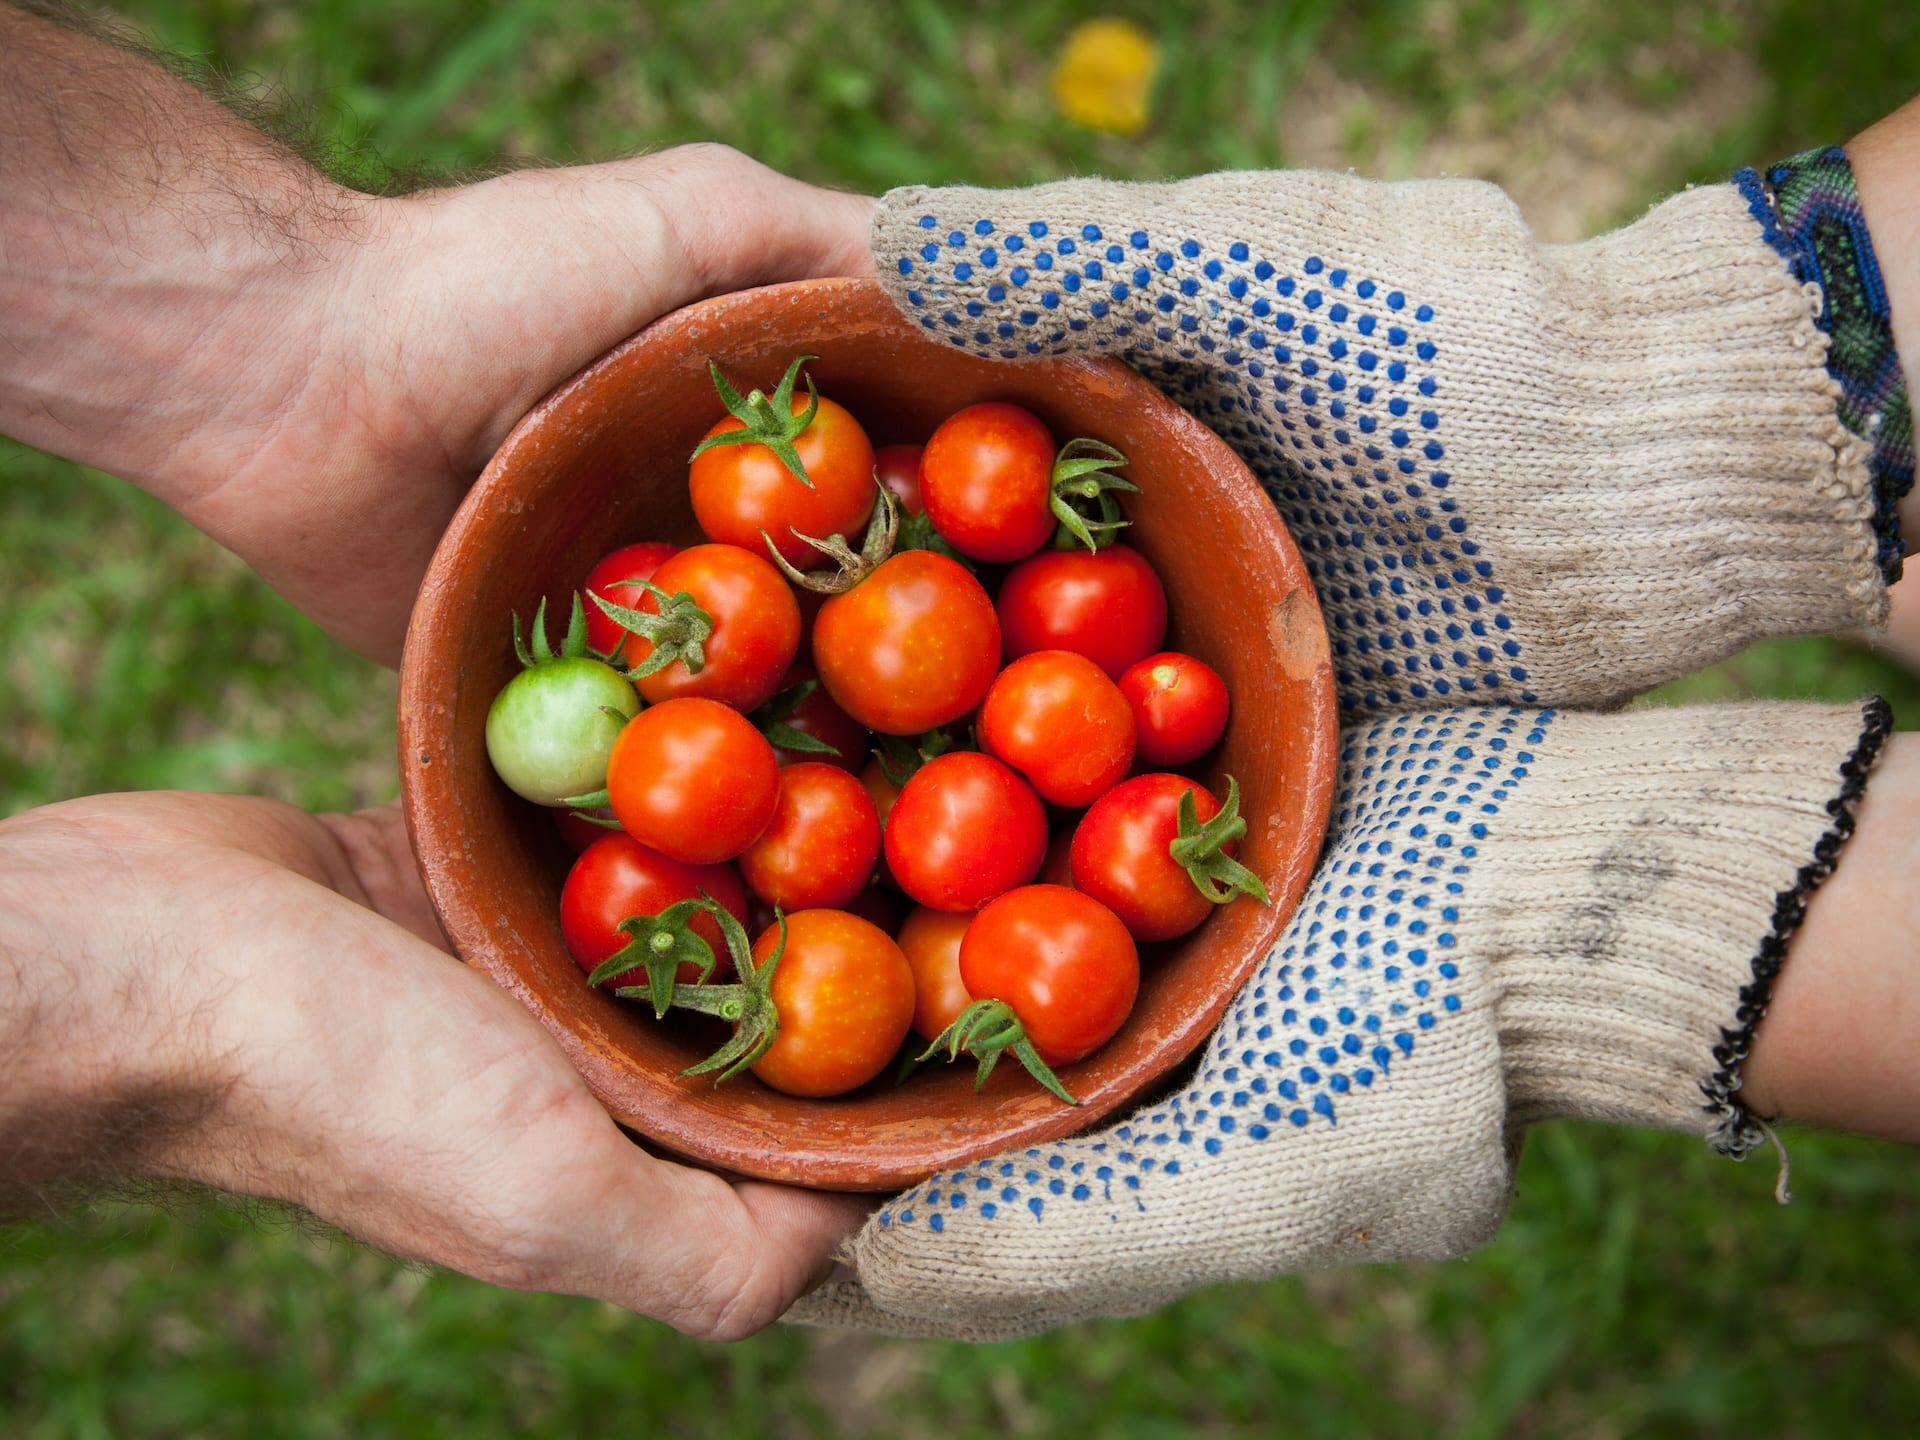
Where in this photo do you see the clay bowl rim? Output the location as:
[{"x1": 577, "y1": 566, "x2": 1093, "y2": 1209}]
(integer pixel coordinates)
[{"x1": 397, "y1": 275, "x2": 1337, "y2": 1191}]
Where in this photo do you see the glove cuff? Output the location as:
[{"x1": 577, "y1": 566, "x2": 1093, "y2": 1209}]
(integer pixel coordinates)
[{"x1": 1490, "y1": 698, "x2": 1892, "y2": 1152}]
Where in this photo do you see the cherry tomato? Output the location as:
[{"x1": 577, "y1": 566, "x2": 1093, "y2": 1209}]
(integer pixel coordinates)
[
  {"x1": 624, "y1": 543, "x2": 800, "y2": 712},
  {"x1": 559, "y1": 833, "x2": 748, "y2": 987},
  {"x1": 691, "y1": 389, "x2": 876, "y2": 571},
  {"x1": 582, "y1": 541, "x2": 677, "y2": 658},
  {"x1": 918, "y1": 402, "x2": 1057, "y2": 562},
  {"x1": 485, "y1": 655, "x2": 640, "y2": 807},
  {"x1": 884, "y1": 751, "x2": 1047, "y2": 912},
  {"x1": 998, "y1": 543, "x2": 1168, "y2": 678},
  {"x1": 873, "y1": 443, "x2": 926, "y2": 516},
  {"x1": 812, "y1": 550, "x2": 1001, "y2": 735},
  {"x1": 737, "y1": 762, "x2": 882, "y2": 911},
  {"x1": 1070, "y1": 773, "x2": 1228, "y2": 942},
  {"x1": 605, "y1": 698, "x2": 780, "y2": 864},
  {"x1": 1119, "y1": 652, "x2": 1231, "y2": 767},
  {"x1": 748, "y1": 910, "x2": 915, "y2": 1098},
  {"x1": 896, "y1": 907, "x2": 973, "y2": 1043},
  {"x1": 960, "y1": 885, "x2": 1139, "y2": 1066},
  {"x1": 979, "y1": 649, "x2": 1137, "y2": 807}
]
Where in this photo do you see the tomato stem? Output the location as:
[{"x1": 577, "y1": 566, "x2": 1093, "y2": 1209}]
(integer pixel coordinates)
[
  {"x1": 1048, "y1": 438, "x2": 1137, "y2": 553},
  {"x1": 1167, "y1": 775, "x2": 1273, "y2": 906},
  {"x1": 511, "y1": 592, "x2": 595, "y2": 669},
  {"x1": 688, "y1": 355, "x2": 822, "y2": 489},
  {"x1": 763, "y1": 484, "x2": 899, "y2": 594},
  {"x1": 678, "y1": 905, "x2": 787, "y2": 1084},
  {"x1": 920, "y1": 998, "x2": 1080, "y2": 1106},
  {"x1": 585, "y1": 581, "x2": 715, "y2": 681},
  {"x1": 588, "y1": 896, "x2": 721, "y2": 1018}
]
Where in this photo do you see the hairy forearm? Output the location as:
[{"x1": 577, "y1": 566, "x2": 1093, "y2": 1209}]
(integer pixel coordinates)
[
  {"x1": 0, "y1": 3, "x2": 368, "y2": 503},
  {"x1": 0, "y1": 804, "x2": 229, "y2": 1200}
]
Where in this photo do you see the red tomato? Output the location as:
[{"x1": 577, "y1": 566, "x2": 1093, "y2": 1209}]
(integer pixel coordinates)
[
  {"x1": 998, "y1": 544, "x2": 1168, "y2": 678},
  {"x1": 979, "y1": 649, "x2": 1137, "y2": 807},
  {"x1": 624, "y1": 544, "x2": 800, "y2": 712},
  {"x1": 918, "y1": 402, "x2": 1058, "y2": 562},
  {"x1": 748, "y1": 910, "x2": 915, "y2": 1097},
  {"x1": 1119, "y1": 652, "x2": 1231, "y2": 766},
  {"x1": 605, "y1": 698, "x2": 780, "y2": 864},
  {"x1": 691, "y1": 390, "x2": 876, "y2": 570},
  {"x1": 873, "y1": 443, "x2": 926, "y2": 516},
  {"x1": 582, "y1": 542, "x2": 677, "y2": 658},
  {"x1": 884, "y1": 751, "x2": 1047, "y2": 912},
  {"x1": 737, "y1": 763, "x2": 882, "y2": 911},
  {"x1": 896, "y1": 907, "x2": 974, "y2": 1044},
  {"x1": 812, "y1": 551, "x2": 1001, "y2": 735},
  {"x1": 960, "y1": 885, "x2": 1139, "y2": 1065},
  {"x1": 559, "y1": 833, "x2": 748, "y2": 987},
  {"x1": 1070, "y1": 773, "x2": 1229, "y2": 942}
]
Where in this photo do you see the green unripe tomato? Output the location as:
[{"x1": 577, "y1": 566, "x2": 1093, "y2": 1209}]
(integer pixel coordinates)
[{"x1": 485, "y1": 656, "x2": 641, "y2": 806}]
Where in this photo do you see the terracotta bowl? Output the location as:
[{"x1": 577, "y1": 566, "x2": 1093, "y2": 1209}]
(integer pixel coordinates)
[{"x1": 398, "y1": 276, "x2": 1336, "y2": 1191}]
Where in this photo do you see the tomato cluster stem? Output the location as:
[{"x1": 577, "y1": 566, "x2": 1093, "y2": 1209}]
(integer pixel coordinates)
[{"x1": 587, "y1": 896, "x2": 789, "y2": 1085}]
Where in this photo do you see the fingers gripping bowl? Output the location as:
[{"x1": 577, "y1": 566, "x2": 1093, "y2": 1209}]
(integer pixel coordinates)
[{"x1": 398, "y1": 277, "x2": 1337, "y2": 1191}]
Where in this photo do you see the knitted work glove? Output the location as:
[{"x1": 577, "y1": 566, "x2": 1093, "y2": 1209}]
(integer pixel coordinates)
[
  {"x1": 870, "y1": 165, "x2": 1904, "y2": 714},
  {"x1": 792, "y1": 698, "x2": 1889, "y2": 1339},
  {"x1": 783, "y1": 157, "x2": 1909, "y2": 1338}
]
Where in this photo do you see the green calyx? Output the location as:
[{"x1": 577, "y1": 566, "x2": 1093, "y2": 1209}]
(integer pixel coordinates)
[
  {"x1": 1167, "y1": 775, "x2": 1273, "y2": 907},
  {"x1": 920, "y1": 998, "x2": 1079, "y2": 1106},
  {"x1": 1049, "y1": 438, "x2": 1138, "y2": 552},
  {"x1": 893, "y1": 504, "x2": 973, "y2": 570},
  {"x1": 674, "y1": 903, "x2": 786, "y2": 1085},
  {"x1": 585, "y1": 581, "x2": 714, "y2": 682},
  {"x1": 751, "y1": 678, "x2": 844, "y2": 759},
  {"x1": 586, "y1": 897, "x2": 721, "y2": 1018},
  {"x1": 763, "y1": 483, "x2": 899, "y2": 595},
  {"x1": 872, "y1": 725, "x2": 971, "y2": 788},
  {"x1": 688, "y1": 354, "x2": 822, "y2": 489},
  {"x1": 511, "y1": 592, "x2": 593, "y2": 668}
]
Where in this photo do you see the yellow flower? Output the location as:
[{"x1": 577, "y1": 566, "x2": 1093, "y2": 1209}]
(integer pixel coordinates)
[{"x1": 1050, "y1": 18, "x2": 1160, "y2": 136}]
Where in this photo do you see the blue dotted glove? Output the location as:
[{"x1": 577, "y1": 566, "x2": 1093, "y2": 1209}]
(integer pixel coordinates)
[
  {"x1": 784, "y1": 171, "x2": 1895, "y2": 1339},
  {"x1": 876, "y1": 171, "x2": 1885, "y2": 715}
]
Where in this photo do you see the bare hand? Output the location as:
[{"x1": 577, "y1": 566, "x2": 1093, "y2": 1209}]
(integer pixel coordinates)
[{"x1": 0, "y1": 792, "x2": 869, "y2": 1339}]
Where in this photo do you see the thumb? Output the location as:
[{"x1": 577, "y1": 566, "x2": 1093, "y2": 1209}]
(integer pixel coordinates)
[{"x1": 623, "y1": 141, "x2": 878, "y2": 304}]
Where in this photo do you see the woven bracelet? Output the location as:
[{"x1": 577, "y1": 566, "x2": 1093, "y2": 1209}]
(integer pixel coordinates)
[{"x1": 1737, "y1": 145, "x2": 1914, "y2": 582}]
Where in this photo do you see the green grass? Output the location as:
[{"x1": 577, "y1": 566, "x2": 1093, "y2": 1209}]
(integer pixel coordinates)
[{"x1": 7, "y1": 1, "x2": 1920, "y2": 1435}]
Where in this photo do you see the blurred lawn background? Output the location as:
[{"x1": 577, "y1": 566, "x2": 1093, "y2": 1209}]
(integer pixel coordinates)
[{"x1": 5, "y1": 0, "x2": 1920, "y2": 1434}]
